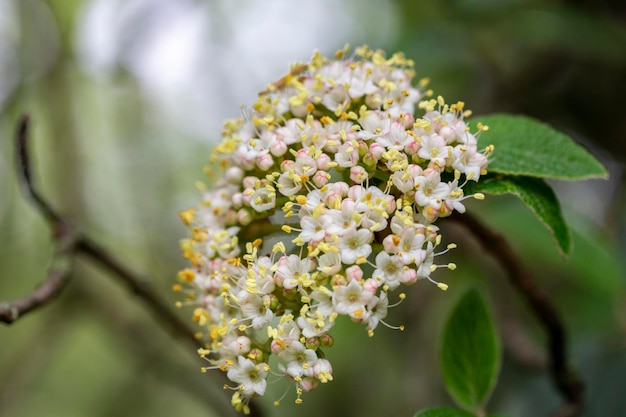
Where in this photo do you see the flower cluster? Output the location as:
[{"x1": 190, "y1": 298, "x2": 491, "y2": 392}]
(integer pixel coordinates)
[{"x1": 176, "y1": 45, "x2": 492, "y2": 413}]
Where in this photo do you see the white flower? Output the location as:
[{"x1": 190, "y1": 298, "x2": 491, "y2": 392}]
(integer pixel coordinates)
[
  {"x1": 414, "y1": 171, "x2": 450, "y2": 210},
  {"x1": 397, "y1": 227, "x2": 426, "y2": 265},
  {"x1": 336, "y1": 227, "x2": 373, "y2": 264},
  {"x1": 299, "y1": 215, "x2": 330, "y2": 243},
  {"x1": 365, "y1": 292, "x2": 389, "y2": 331},
  {"x1": 239, "y1": 293, "x2": 274, "y2": 330},
  {"x1": 372, "y1": 252, "x2": 406, "y2": 290},
  {"x1": 275, "y1": 254, "x2": 314, "y2": 290},
  {"x1": 227, "y1": 356, "x2": 269, "y2": 397},
  {"x1": 249, "y1": 188, "x2": 276, "y2": 212},
  {"x1": 333, "y1": 280, "x2": 374, "y2": 321},
  {"x1": 277, "y1": 340, "x2": 318, "y2": 379}
]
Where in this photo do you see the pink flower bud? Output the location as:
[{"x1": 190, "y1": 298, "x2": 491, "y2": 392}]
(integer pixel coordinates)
[
  {"x1": 345, "y1": 265, "x2": 363, "y2": 281},
  {"x1": 242, "y1": 176, "x2": 258, "y2": 189},
  {"x1": 256, "y1": 154, "x2": 274, "y2": 171},
  {"x1": 400, "y1": 269, "x2": 418, "y2": 285},
  {"x1": 298, "y1": 377, "x2": 319, "y2": 392},
  {"x1": 439, "y1": 125, "x2": 456, "y2": 143},
  {"x1": 225, "y1": 167, "x2": 244, "y2": 183},
  {"x1": 312, "y1": 171, "x2": 330, "y2": 188},
  {"x1": 405, "y1": 140, "x2": 420, "y2": 155},
  {"x1": 350, "y1": 166, "x2": 368, "y2": 184},
  {"x1": 383, "y1": 234, "x2": 399, "y2": 253},
  {"x1": 325, "y1": 192, "x2": 342, "y2": 209},
  {"x1": 280, "y1": 160, "x2": 295, "y2": 172},
  {"x1": 363, "y1": 278, "x2": 379, "y2": 293},
  {"x1": 237, "y1": 209, "x2": 252, "y2": 225},
  {"x1": 331, "y1": 181, "x2": 349, "y2": 196},
  {"x1": 231, "y1": 193, "x2": 243, "y2": 208},
  {"x1": 316, "y1": 153, "x2": 332, "y2": 170},
  {"x1": 369, "y1": 142, "x2": 385, "y2": 159}
]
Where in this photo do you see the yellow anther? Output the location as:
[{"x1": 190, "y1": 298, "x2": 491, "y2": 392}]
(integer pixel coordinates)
[{"x1": 178, "y1": 208, "x2": 195, "y2": 226}]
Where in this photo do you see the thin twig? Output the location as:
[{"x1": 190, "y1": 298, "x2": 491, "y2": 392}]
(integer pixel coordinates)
[
  {"x1": 448, "y1": 212, "x2": 584, "y2": 417},
  {"x1": 0, "y1": 256, "x2": 74, "y2": 324},
  {"x1": 0, "y1": 116, "x2": 75, "y2": 324},
  {"x1": 76, "y1": 236, "x2": 199, "y2": 347},
  {"x1": 2, "y1": 115, "x2": 198, "y2": 347},
  {"x1": 2, "y1": 114, "x2": 265, "y2": 417}
]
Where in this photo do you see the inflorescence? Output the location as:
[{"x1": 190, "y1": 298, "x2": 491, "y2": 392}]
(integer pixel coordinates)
[{"x1": 175, "y1": 45, "x2": 492, "y2": 413}]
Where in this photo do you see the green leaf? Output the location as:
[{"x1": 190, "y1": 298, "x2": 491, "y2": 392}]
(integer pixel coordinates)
[
  {"x1": 472, "y1": 114, "x2": 607, "y2": 180},
  {"x1": 465, "y1": 174, "x2": 571, "y2": 256},
  {"x1": 440, "y1": 289, "x2": 501, "y2": 412},
  {"x1": 415, "y1": 408, "x2": 477, "y2": 417}
]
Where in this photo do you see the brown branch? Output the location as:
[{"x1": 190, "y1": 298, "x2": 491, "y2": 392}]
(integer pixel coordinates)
[
  {"x1": 448, "y1": 212, "x2": 584, "y2": 417},
  {"x1": 76, "y1": 236, "x2": 199, "y2": 347},
  {"x1": 2, "y1": 115, "x2": 198, "y2": 345},
  {"x1": 0, "y1": 255, "x2": 73, "y2": 324},
  {"x1": 1, "y1": 117, "x2": 75, "y2": 324},
  {"x1": 2, "y1": 114, "x2": 265, "y2": 417}
]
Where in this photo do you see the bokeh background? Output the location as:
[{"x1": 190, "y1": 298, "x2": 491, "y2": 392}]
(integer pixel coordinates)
[{"x1": 1, "y1": 1, "x2": 625, "y2": 416}]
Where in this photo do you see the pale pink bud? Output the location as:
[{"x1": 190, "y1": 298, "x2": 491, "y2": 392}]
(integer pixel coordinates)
[
  {"x1": 341, "y1": 198, "x2": 356, "y2": 212},
  {"x1": 312, "y1": 171, "x2": 330, "y2": 188},
  {"x1": 405, "y1": 140, "x2": 421, "y2": 155},
  {"x1": 270, "y1": 140, "x2": 287, "y2": 156},
  {"x1": 241, "y1": 191, "x2": 252, "y2": 205},
  {"x1": 369, "y1": 142, "x2": 385, "y2": 159},
  {"x1": 280, "y1": 160, "x2": 295, "y2": 172},
  {"x1": 407, "y1": 164, "x2": 424, "y2": 178},
  {"x1": 237, "y1": 209, "x2": 252, "y2": 225},
  {"x1": 400, "y1": 269, "x2": 418, "y2": 285},
  {"x1": 331, "y1": 181, "x2": 349, "y2": 196},
  {"x1": 382, "y1": 195, "x2": 396, "y2": 214},
  {"x1": 350, "y1": 166, "x2": 368, "y2": 184},
  {"x1": 271, "y1": 340, "x2": 284, "y2": 355},
  {"x1": 363, "y1": 278, "x2": 379, "y2": 294},
  {"x1": 299, "y1": 377, "x2": 319, "y2": 392},
  {"x1": 345, "y1": 265, "x2": 363, "y2": 281},
  {"x1": 242, "y1": 176, "x2": 258, "y2": 189},
  {"x1": 347, "y1": 185, "x2": 364, "y2": 201},
  {"x1": 231, "y1": 193, "x2": 243, "y2": 208},
  {"x1": 439, "y1": 125, "x2": 456, "y2": 143},
  {"x1": 256, "y1": 154, "x2": 274, "y2": 171},
  {"x1": 316, "y1": 153, "x2": 332, "y2": 170},
  {"x1": 225, "y1": 167, "x2": 244, "y2": 183},
  {"x1": 383, "y1": 234, "x2": 399, "y2": 253},
  {"x1": 324, "y1": 192, "x2": 342, "y2": 210},
  {"x1": 399, "y1": 112, "x2": 415, "y2": 128}
]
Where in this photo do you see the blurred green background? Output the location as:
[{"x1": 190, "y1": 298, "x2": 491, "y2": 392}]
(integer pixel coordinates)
[{"x1": 1, "y1": 1, "x2": 625, "y2": 416}]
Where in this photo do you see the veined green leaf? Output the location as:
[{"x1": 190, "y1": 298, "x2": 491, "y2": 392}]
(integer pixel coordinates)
[
  {"x1": 465, "y1": 174, "x2": 571, "y2": 256},
  {"x1": 472, "y1": 114, "x2": 607, "y2": 180},
  {"x1": 440, "y1": 289, "x2": 501, "y2": 412}
]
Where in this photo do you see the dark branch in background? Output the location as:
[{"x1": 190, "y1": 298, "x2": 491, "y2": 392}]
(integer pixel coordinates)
[
  {"x1": 449, "y1": 212, "x2": 584, "y2": 417},
  {"x1": 1, "y1": 115, "x2": 265, "y2": 417},
  {"x1": 0, "y1": 116, "x2": 74, "y2": 324}
]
